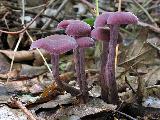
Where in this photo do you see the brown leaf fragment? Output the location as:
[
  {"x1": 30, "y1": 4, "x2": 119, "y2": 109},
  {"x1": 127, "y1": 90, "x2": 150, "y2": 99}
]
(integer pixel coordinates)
[
  {"x1": 0, "y1": 49, "x2": 50, "y2": 66},
  {"x1": 118, "y1": 28, "x2": 156, "y2": 67},
  {"x1": 18, "y1": 64, "x2": 48, "y2": 79},
  {"x1": 0, "y1": 53, "x2": 10, "y2": 74},
  {"x1": 41, "y1": 98, "x2": 116, "y2": 120},
  {"x1": 34, "y1": 93, "x2": 74, "y2": 111},
  {"x1": 0, "y1": 50, "x2": 34, "y2": 62}
]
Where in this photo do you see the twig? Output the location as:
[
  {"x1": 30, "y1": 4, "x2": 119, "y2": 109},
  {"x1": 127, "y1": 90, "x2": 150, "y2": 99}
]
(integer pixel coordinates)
[
  {"x1": 95, "y1": 0, "x2": 99, "y2": 16},
  {"x1": 7, "y1": 33, "x2": 24, "y2": 83},
  {"x1": 10, "y1": 97, "x2": 37, "y2": 120},
  {"x1": 2, "y1": 12, "x2": 10, "y2": 30},
  {"x1": 138, "y1": 21, "x2": 160, "y2": 34},
  {"x1": 118, "y1": 0, "x2": 122, "y2": 12},
  {"x1": 125, "y1": 76, "x2": 136, "y2": 93},
  {"x1": 131, "y1": 0, "x2": 157, "y2": 26},
  {"x1": 118, "y1": 48, "x2": 152, "y2": 66},
  {"x1": 117, "y1": 59, "x2": 143, "y2": 79},
  {"x1": 41, "y1": 0, "x2": 68, "y2": 30},
  {"x1": 22, "y1": 0, "x2": 25, "y2": 25},
  {"x1": 115, "y1": 110, "x2": 137, "y2": 120},
  {"x1": 0, "y1": 0, "x2": 55, "y2": 35}
]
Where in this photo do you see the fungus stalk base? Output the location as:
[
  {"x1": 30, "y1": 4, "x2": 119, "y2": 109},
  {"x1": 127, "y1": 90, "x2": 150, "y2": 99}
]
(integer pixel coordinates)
[
  {"x1": 100, "y1": 41, "x2": 109, "y2": 102},
  {"x1": 74, "y1": 48, "x2": 89, "y2": 103},
  {"x1": 51, "y1": 54, "x2": 80, "y2": 96},
  {"x1": 105, "y1": 25, "x2": 119, "y2": 104}
]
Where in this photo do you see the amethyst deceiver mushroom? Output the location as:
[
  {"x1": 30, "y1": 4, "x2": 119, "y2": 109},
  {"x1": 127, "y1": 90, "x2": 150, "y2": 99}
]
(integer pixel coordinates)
[
  {"x1": 91, "y1": 28, "x2": 122, "y2": 102},
  {"x1": 75, "y1": 37, "x2": 94, "y2": 103},
  {"x1": 57, "y1": 20, "x2": 92, "y2": 103},
  {"x1": 91, "y1": 28, "x2": 110, "y2": 101},
  {"x1": 106, "y1": 12, "x2": 138, "y2": 104},
  {"x1": 93, "y1": 12, "x2": 138, "y2": 104},
  {"x1": 30, "y1": 35, "x2": 80, "y2": 96},
  {"x1": 94, "y1": 12, "x2": 113, "y2": 28}
]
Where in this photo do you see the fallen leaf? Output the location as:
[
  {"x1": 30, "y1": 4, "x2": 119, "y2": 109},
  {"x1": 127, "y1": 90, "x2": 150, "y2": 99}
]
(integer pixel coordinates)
[
  {"x1": 0, "y1": 49, "x2": 50, "y2": 66},
  {"x1": 0, "y1": 50, "x2": 34, "y2": 62},
  {"x1": 42, "y1": 98, "x2": 116, "y2": 120},
  {"x1": 119, "y1": 28, "x2": 156, "y2": 67}
]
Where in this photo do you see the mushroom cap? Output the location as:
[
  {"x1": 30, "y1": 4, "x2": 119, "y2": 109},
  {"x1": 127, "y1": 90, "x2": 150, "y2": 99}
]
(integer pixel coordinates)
[
  {"x1": 107, "y1": 12, "x2": 138, "y2": 25},
  {"x1": 94, "y1": 12, "x2": 113, "y2": 28},
  {"x1": 76, "y1": 37, "x2": 95, "y2": 48},
  {"x1": 91, "y1": 28, "x2": 110, "y2": 41},
  {"x1": 91, "y1": 28, "x2": 123, "y2": 44},
  {"x1": 30, "y1": 35, "x2": 78, "y2": 54},
  {"x1": 57, "y1": 20, "x2": 73, "y2": 29},
  {"x1": 66, "y1": 20, "x2": 91, "y2": 37}
]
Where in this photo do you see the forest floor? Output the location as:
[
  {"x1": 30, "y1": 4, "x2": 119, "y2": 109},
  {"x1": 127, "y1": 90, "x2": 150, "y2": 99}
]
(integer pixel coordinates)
[{"x1": 0, "y1": 0, "x2": 160, "y2": 120}]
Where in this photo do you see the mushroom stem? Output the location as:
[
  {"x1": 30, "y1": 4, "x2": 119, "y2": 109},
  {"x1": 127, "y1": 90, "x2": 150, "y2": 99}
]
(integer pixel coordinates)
[
  {"x1": 51, "y1": 54, "x2": 62, "y2": 87},
  {"x1": 105, "y1": 25, "x2": 119, "y2": 104},
  {"x1": 74, "y1": 48, "x2": 89, "y2": 103},
  {"x1": 100, "y1": 41, "x2": 109, "y2": 102},
  {"x1": 51, "y1": 54, "x2": 80, "y2": 96}
]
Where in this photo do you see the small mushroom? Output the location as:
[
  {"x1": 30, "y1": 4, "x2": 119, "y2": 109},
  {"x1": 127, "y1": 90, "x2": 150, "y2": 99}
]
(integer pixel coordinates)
[
  {"x1": 75, "y1": 37, "x2": 94, "y2": 103},
  {"x1": 106, "y1": 12, "x2": 138, "y2": 104},
  {"x1": 57, "y1": 20, "x2": 92, "y2": 103},
  {"x1": 65, "y1": 20, "x2": 91, "y2": 38},
  {"x1": 93, "y1": 11, "x2": 138, "y2": 104},
  {"x1": 30, "y1": 35, "x2": 80, "y2": 96},
  {"x1": 91, "y1": 28, "x2": 110, "y2": 101},
  {"x1": 91, "y1": 28, "x2": 122, "y2": 102}
]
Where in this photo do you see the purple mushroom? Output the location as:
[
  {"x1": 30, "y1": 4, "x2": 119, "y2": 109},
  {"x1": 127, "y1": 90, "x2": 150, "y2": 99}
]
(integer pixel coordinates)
[
  {"x1": 93, "y1": 12, "x2": 138, "y2": 104},
  {"x1": 94, "y1": 12, "x2": 113, "y2": 28},
  {"x1": 74, "y1": 37, "x2": 94, "y2": 103},
  {"x1": 91, "y1": 28, "x2": 110, "y2": 101},
  {"x1": 57, "y1": 20, "x2": 93, "y2": 103},
  {"x1": 106, "y1": 12, "x2": 138, "y2": 104},
  {"x1": 57, "y1": 20, "x2": 73, "y2": 29},
  {"x1": 30, "y1": 35, "x2": 80, "y2": 96},
  {"x1": 91, "y1": 28, "x2": 122, "y2": 102}
]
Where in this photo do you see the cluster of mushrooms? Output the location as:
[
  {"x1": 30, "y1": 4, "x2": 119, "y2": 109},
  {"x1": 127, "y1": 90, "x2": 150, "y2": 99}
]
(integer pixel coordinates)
[{"x1": 30, "y1": 12, "x2": 138, "y2": 104}]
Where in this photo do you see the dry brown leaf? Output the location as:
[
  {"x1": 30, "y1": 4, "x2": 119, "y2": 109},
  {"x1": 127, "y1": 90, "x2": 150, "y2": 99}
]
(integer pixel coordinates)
[
  {"x1": 41, "y1": 98, "x2": 116, "y2": 120},
  {"x1": 0, "y1": 49, "x2": 50, "y2": 66},
  {"x1": 0, "y1": 53, "x2": 10, "y2": 74},
  {"x1": 0, "y1": 50, "x2": 34, "y2": 62},
  {"x1": 119, "y1": 28, "x2": 156, "y2": 67}
]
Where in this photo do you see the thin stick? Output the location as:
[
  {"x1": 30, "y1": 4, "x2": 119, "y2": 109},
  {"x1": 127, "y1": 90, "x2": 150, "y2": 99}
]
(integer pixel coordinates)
[
  {"x1": 7, "y1": 33, "x2": 24, "y2": 81},
  {"x1": 10, "y1": 97, "x2": 37, "y2": 120},
  {"x1": 95, "y1": 0, "x2": 99, "y2": 16},
  {"x1": 138, "y1": 21, "x2": 160, "y2": 33},
  {"x1": 118, "y1": 0, "x2": 122, "y2": 12},
  {"x1": 21, "y1": 0, "x2": 25, "y2": 25},
  {"x1": 115, "y1": 110, "x2": 137, "y2": 120},
  {"x1": 115, "y1": 0, "x2": 122, "y2": 69}
]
